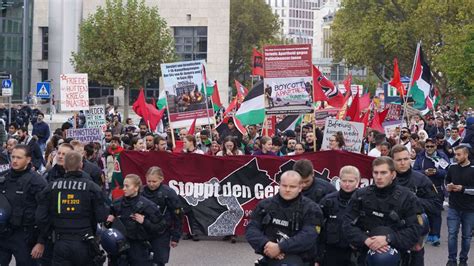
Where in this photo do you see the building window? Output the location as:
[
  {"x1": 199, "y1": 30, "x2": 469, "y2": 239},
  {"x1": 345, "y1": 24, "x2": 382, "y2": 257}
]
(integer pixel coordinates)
[
  {"x1": 281, "y1": 9, "x2": 286, "y2": 17},
  {"x1": 40, "y1": 69, "x2": 48, "y2": 81},
  {"x1": 41, "y1": 27, "x2": 48, "y2": 60},
  {"x1": 174, "y1": 27, "x2": 207, "y2": 61}
]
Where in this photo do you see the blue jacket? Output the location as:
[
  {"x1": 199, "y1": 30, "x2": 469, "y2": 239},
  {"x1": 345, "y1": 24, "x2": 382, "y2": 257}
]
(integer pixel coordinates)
[
  {"x1": 32, "y1": 121, "x2": 50, "y2": 145},
  {"x1": 413, "y1": 150, "x2": 449, "y2": 187}
]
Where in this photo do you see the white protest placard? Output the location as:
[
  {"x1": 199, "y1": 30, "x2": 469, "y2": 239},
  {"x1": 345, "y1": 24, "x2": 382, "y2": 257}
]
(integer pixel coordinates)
[
  {"x1": 85, "y1": 105, "x2": 106, "y2": 131},
  {"x1": 60, "y1": 73, "x2": 89, "y2": 111},
  {"x1": 321, "y1": 118, "x2": 364, "y2": 153},
  {"x1": 66, "y1": 128, "x2": 102, "y2": 144}
]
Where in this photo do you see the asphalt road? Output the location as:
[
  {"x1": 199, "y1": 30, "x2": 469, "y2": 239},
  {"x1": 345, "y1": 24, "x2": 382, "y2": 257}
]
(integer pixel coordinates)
[
  {"x1": 169, "y1": 211, "x2": 455, "y2": 266},
  {"x1": 6, "y1": 211, "x2": 461, "y2": 265}
]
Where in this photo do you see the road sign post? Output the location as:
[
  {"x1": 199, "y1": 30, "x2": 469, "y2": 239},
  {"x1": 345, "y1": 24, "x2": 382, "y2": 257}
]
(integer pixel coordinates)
[
  {"x1": 1, "y1": 74, "x2": 13, "y2": 125},
  {"x1": 37, "y1": 81, "x2": 53, "y2": 120}
]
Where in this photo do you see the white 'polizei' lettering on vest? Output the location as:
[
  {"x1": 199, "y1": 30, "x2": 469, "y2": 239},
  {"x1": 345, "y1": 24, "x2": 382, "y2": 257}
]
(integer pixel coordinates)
[
  {"x1": 272, "y1": 218, "x2": 289, "y2": 227},
  {"x1": 51, "y1": 180, "x2": 87, "y2": 191},
  {"x1": 372, "y1": 211, "x2": 384, "y2": 218}
]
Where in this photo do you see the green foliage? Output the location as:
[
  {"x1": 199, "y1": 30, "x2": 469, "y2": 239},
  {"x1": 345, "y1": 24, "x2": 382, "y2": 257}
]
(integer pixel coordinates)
[
  {"x1": 71, "y1": 0, "x2": 175, "y2": 117},
  {"x1": 330, "y1": 0, "x2": 474, "y2": 104},
  {"x1": 229, "y1": 0, "x2": 281, "y2": 86}
]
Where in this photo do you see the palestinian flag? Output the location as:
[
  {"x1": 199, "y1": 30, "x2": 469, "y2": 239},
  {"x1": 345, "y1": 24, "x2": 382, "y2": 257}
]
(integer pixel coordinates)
[
  {"x1": 201, "y1": 65, "x2": 215, "y2": 96},
  {"x1": 211, "y1": 81, "x2": 223, "y2": 111},
  {"x1": 276, "y1": 115, "x2": 302, "y2": 133},
  {"x1": 156, "y1": 89, "x2": 167, "y2": 110},
  {"x1": 408, "y1": 45, "x2": 433, "y2": 115},
  {"x1": 235, "y1": 81, "x2": 265, "y2": 125}
]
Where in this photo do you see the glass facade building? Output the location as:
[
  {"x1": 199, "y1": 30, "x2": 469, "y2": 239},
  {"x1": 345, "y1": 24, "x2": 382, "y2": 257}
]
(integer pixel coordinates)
[{"x1": 0, "y1": 0, "x2": 33, "y2": 100}]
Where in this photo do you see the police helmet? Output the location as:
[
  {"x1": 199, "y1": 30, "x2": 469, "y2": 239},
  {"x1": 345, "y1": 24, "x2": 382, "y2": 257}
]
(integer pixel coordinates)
[
  {"x1": 366, "y1": 246, "x2": 401, "y2": 266},
  {"x1": 100, "y1": 228, "x2": 129, "y2": 255},
  {"x1": 0, "y1": 207, "x2": 10, "y2": 224}
]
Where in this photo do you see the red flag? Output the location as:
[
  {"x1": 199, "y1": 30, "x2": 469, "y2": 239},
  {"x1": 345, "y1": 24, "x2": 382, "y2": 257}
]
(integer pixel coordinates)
[
  {"x1": 336, "y1": 90, "x2": 352, "y2": 120},
  {"x1": 312, "y1": 65, "x2": 329, "y2": 102},
  {"x1": 389, "y1": 58, "x2": 406, "y2": 97},
  {"x1": 343, "y1": 73, "x2": 352, "y2": 94},
  {"x1": 346, "y1": 93, "x2": 360, "y2": 121},
  {"x1": 211, "y1": 81, "x2": 223, "y2": 109},
  {"x1": 360, "y1": 111, "x2": 369, "y2": 127},
  {"x1": 252, "y1": 48, "x2": 264, "y2": 76},
  {"x1": 234, "y1": 80, "x2": 248, "y2": 101},
  {"x1": 188, "y1": 116, "x2": 198, "y2": 136},
  {"x1": 370, "y1": 108, "x2": 389, "y2": 133},
  {"x1": 223, "y1": 98, "x2": 238, "y2": 117},
  {"x1": 312, "y1": 65, "x2": 344, "y2": 107},
  {"x1": 132, "y1": 89, "x2": 149, "y2": 119},
  {"x1": 173, "y1": 140, "x2": 184, "y2": 153},
  {"x1": 145, "y1": 103, "x2": 166, "y2": 132},
  {"x1": 233, "y1": 116, "x2": 247, "y2": 136},
  {"x1": 263, "y1": 116, "x2": 276, "y2": 137},
  {"x1": 358, "y1": 93, "x2": 371, "y2": 112}
]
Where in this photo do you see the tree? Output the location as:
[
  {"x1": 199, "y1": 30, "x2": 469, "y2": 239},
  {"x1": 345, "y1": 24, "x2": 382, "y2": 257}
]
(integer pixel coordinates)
[
  {"x1": 329, "y1": 0, "x2": 474, "y2": 104},
  {"x1": 71, "y1": 0, "x2": 175, "y2": 119},
  {"x1": 229, "y1": 0, "x2": 281, "y2": 87}
]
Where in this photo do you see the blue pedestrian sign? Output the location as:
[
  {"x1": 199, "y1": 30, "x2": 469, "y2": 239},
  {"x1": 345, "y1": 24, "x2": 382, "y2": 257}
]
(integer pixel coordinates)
[
  {"x1": 1, "y1": 79, "x2": 12, "y2": 89},
  {"x1": 36, "y1": 82, "x2": 51, "y2": 99}
]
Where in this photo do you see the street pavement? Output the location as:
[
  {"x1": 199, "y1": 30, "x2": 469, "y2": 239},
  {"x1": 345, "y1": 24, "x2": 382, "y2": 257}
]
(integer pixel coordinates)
[{"x1": 169, "y1": 211, "x2": 455, "y2": 266}]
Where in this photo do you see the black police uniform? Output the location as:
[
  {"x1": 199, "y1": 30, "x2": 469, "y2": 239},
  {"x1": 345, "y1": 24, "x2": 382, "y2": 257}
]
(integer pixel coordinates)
[
  {"x1": 342, "y1": 183, "x2": 424, "y2": 266},
  {"x1": 302, "y1": 177, "x2": 336, "y2": 204},
  {"x1": 0, "y1": 165, "x2": 47, "y2": 265},
  {"x1": 35, "y1": 170, "x2": 109, "y2": 266},
  {"x1": 320, "y1": 190, "x2": 357, "y2": 266},
  {"x1": 142, "y1": 185, "x2": 183, "y2": 266},
  {"x1": 395, "y1": 168, "x2": 442, "y2": 266},
  {"x1": 109, "y1": 194, "x2": 165, "y2": 266},
  {"x1": 44, "y1": 164, "x2": 93, "y2": 183},
  {"x1": 246, "y1": 193, "x2": 323, "y2": 265}
]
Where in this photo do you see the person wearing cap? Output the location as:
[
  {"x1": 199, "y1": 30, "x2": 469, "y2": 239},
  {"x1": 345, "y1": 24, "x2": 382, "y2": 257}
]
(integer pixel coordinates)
[{"x1": 413, "y1": 138, "x2": 450, "y2": 246}]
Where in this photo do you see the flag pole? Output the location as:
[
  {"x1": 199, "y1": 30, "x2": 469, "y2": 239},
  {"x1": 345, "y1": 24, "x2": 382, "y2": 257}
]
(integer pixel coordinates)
[
  {"x1": 402, "y1": 41, "x2": 421, "y2": 127},
  {"x1": 164, "y1": 91, "x2": 176, "y2": 149},
  {"x1": 299, "y1": 115, "x2": 304, "y2": 143},
  {"x1": 312, "y1": 108, "x2": 317, "y2": 152}
]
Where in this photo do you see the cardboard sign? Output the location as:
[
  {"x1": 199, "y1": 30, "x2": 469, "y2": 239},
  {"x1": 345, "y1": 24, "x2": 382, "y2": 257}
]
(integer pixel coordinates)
[
  {"x1": 263, "y1": 44, "x2": 313, "y2": 115},
  {"x1": 314, "y1": 108, "x2": 340, "y2": 127},
  {"x1": 85, "y1": 105, "x2": 106, "y2": 131},
  {"x1": 66, "y1": 128, "x2": 102, "y2": 143},
  {"x1": 321, "y1": 118, "x2": 364, "y2": 153},
  {"x1": 60, "y1": 73, "x2": 89, "y2": 111},
  {"x1": 161, "y1": 60, "x2": 214, "y2": 128}
]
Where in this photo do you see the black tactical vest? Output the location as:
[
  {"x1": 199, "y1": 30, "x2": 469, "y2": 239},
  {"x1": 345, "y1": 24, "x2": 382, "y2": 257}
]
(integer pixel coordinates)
[
  {"x1": 0, "y1": 170, "x2": 34, "y2": 228},
  {"x1": 261, "y1": 197, "x2": 304, "y2": 243},
  {"x1": 322, "y1": 193, "x2": 351, "y2": 247}
]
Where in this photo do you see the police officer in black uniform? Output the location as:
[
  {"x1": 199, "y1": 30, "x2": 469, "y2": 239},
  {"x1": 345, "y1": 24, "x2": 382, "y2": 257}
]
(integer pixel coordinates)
[
  {"x1": 0, "y1": 144, "x2": 47, "y2": 265},
  {"x1": 246, "y1": 170, "x2": 323, "y2": 265},
  {"x1": 142, "y1": 166, "x2": 183, "y2": 266},
  {"x1": 36, "y1": 151, "x2": 109, "y2": 265},
  {"x1": 44, "y1": 143, "x2": 93, "y2": 183},
  {"x1": 293, "y1": 159, "x2": 336, "y2": 204},
  {"x1": 319, "y1": 165, "x2": 361, "y2": 266},
  {"x1": 343, "y1": 156, "x2": 424, "y2": 266},
  {"x1": 391, "y1": 144, "x2": 442, "y2": 265},
  {"x1": 107, "y1": 174, "x2": 165, "y2": 266}
]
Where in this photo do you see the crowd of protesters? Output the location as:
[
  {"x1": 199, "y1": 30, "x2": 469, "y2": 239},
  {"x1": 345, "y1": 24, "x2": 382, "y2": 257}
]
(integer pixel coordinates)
[{"x1": 0, "y1": 101, "x2": 473, "y2": 265}]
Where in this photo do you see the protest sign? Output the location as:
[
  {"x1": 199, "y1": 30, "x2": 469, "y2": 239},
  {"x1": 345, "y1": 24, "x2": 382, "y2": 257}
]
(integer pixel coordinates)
[
  {"x1": 120, "y1": 150, "x2": 374, "y2": 237},
  {"x1": 385, "y1": 103, "x2": 403, "y2": 121},
  {"x1": 85, "y1": 105, "x2": 106, "y2": 131},
  {"x1": 314, "y1": 108, "x2": 340, "y2": 127},
  {"x1": 161, "y1": 60, "x2": 214, "y2": 128},
  {"x1": 321, "y1": 118, "x2": 364, "y2": 153},
  {"x1": 60, "y1": 73, "x2": 89, "y2": 111},
  {"x1": 383, "y1": 120, "x2": 403, "y2": 138},
  {"x1": 66, "y1": 128, "x2": 102, "y2": 143},
  {"x1": 263, "y1": 44, "x2": 313, "y2": 115}
]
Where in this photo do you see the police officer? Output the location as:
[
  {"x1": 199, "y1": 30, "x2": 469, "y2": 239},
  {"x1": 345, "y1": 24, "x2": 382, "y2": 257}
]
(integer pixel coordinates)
[
  {"x1": 142, "y1": 166, "x2": 183, "y2": 266},
  {"x1": 319, "y1": 165, "x2": 361, "y2": 266},
  {"x1": 293, "y1": 159, "x2": 336, "y2": 204},
  {"x1": 246, "y1": 170, "x2": 323, "y2": 265},
  {"x1": 391, "y1": 144, "x2": 442, "y2": 265},
  {"x1": 44, "y1": 143, "x2": 93, "y2": 183},
  {"x1": 343, "y1": 156, "x2": 424, "y2": 266},
  {"x1": 0, "y1": 144, "x2": 47, "y2": 265},
  {"x1": 36, "y1": 151, "x2": 109, "y2": 265},
  {"x1": 106, "y1": 174, "x2": 165, "y2": 266}
]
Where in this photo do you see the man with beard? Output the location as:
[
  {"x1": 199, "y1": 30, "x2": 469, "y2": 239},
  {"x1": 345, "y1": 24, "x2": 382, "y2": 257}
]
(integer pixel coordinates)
[
  {"x1": 400, "y1": 127, "x2": 412, "y2": 150},
  {"x1": 145, "y1": 133, "x2": 155, "y2": 151},
  {"x1": 104, "y1": 136, "x2": 124, "y2": 185},
  {"x1": 429, "y1": 117, "x2": 445, "y2": 139},
  {"x1": 17, "y1": 127, "x2": 44, "y2": 171},
  {"x1": 446, "y1": 127, "x2": 462, "y2": 162},
  {"x1": 390, "y1": 145, "x2": 442, "y2": 265},
  {"x1": 138, "y1": 123, "x2": 149, "y2": 139},
  {"x1": 32, "y1": 112, "x2": 50, "y2": 153},
  {"x1": 110, "y1": 115, "x2": 123, "y2": 136}
]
